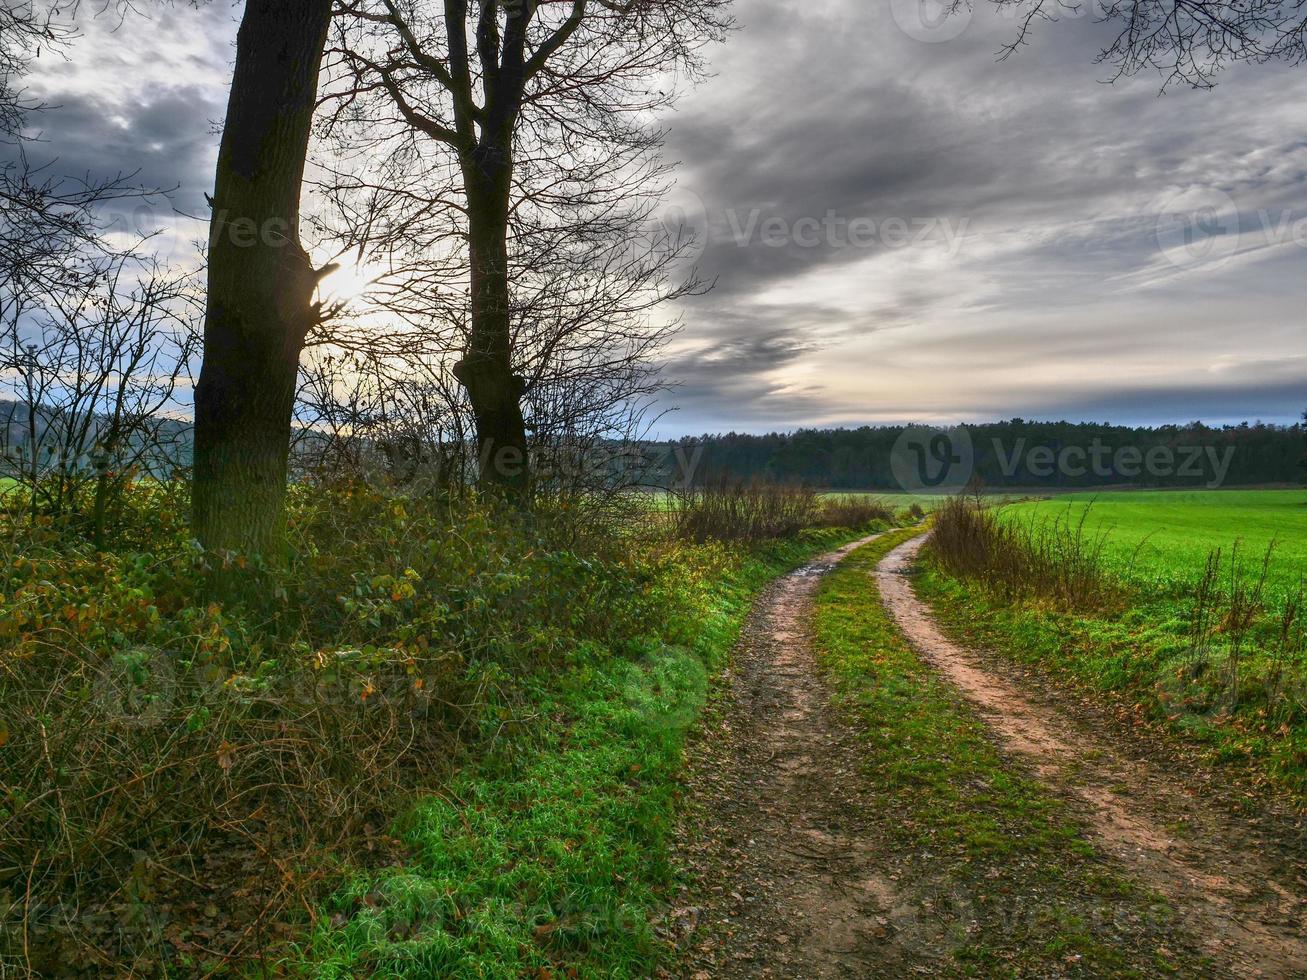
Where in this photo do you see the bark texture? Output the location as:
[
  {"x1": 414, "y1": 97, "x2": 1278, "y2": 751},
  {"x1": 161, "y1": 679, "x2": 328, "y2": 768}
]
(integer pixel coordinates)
[
  {"x1": 457, "y1": 139, "x2": 530, "y2": 496},
  {"x1": 192, "y1": 0, "x2": 333, "y2": 556}
]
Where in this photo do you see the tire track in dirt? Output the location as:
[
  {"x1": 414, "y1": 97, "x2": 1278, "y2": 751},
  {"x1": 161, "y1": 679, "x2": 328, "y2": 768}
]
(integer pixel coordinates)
[
  {"x1": 672, "y1": 533, "x2": 943, "y2": 978},
  {"x1": 877, "y1": 533, "x2": 1307, "y2": 979}
]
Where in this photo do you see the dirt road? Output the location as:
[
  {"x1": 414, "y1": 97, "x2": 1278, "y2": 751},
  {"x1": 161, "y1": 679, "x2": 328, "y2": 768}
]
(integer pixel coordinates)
[
  {"x1": 673, "y1": 532, "x2": 934, "y2": 978},
  {"x1": 877, "y1": 534, "x2": 1307, "y2": 978},
  {"x1": 674, "y1": 531, "x2": 1307, "y2": 978}
]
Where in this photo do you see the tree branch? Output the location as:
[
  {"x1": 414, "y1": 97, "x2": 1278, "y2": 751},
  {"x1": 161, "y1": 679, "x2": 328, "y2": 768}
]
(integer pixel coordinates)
[{"x1": 525, "y1": 0, "x2": 586, "y2": 79}]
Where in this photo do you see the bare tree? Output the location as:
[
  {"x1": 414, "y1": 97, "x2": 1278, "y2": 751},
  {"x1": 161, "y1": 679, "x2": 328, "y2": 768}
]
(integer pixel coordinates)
[
  {"x1": 293, "y1": 215, "x2": 690, "y2": 501},
  {"x1": 303, "y1": 141, "x2": 700, "y2": 496},
  {"x1": 320, "y1": 0, "x2": 731, "y2": 498},
  {"x1": 0, "y1": 0, "x2": 339, "y2": 559},
  {"x1": 191, "y1": 0, "x2": 337, "y2": 560},
  {"x1": 1, "y1": 247, "x2": 199, "y2": 544},
  {"x1": 988, "y1": 0, "x2": 1307, "y2": 88},
  {"x1": 0, "y1": 2, "x2": 77, "y2": 136}
]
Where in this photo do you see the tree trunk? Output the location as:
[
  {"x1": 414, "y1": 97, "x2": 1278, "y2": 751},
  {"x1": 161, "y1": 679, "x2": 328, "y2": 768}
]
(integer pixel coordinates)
[
  {"x1": 456, "y1": 148, "x2": 530, "y2": 498},
  {"x1": 192, "y1": 0, "x2": 333, "y2": 557}
]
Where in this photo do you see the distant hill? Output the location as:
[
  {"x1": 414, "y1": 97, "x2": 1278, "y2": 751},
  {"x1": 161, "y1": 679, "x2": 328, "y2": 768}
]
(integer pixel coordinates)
[{"x1": 0, "y1": 399, "x2": 193, "y2": 476}]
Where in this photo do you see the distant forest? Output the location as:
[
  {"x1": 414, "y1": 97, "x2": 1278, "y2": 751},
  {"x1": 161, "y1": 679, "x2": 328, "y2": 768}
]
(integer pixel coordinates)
[{"x1": 657, "y1": 419, "x2": 1307, "y2": 490}]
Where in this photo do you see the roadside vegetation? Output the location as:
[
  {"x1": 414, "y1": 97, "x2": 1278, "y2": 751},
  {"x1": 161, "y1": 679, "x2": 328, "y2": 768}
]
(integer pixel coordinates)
[
  {"x1": 0, "y1": 479, "x2": 892, "y2": 975},
  {"x1": 1002, "y1": 490, "x2": 1307, "y2": 602},
  {"x1": 669, "y1": 478, "x2": 903, "y2": 543},
  {"x1": 811, "y1": 530, "x2": 1207, "y2": 975},
  {"x1": 922, "y1": 493, "x2": 1307, "y2": 798}
]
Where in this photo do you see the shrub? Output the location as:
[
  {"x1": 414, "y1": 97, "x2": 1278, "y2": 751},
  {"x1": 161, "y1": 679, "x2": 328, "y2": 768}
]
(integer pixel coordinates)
[
  {"x1": 816, "y1": 495, "x2": 894, "y2": 529},
  {"x1": 927, "y1": 495, "x2": 1121, "y2": 611},
  {"x1": 669, "y1": 477, "x2": 820, "y2": 543},
  {"x1": 0, "y1": 483, "x2": 704, "y2": 972}
]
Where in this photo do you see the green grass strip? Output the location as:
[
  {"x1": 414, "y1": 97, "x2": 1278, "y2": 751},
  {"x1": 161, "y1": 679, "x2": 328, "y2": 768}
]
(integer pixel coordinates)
[
  {"x1": 812, "y1": 530, "x2": 1206, "y2": 976},
  {"x1": 295, "y1": 528, "x2": 872, "y2": 978},
  {"x1": 914, "y1": 564, "x2": 1307, "y2": 800}
]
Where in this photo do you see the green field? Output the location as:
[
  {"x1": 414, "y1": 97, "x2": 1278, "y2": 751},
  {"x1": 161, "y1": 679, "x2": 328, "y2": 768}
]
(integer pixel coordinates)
[
  {"x1": 926, "y1": 487, "x2": 1307, "y2": 794},
  {"x1": 637, "y1": 489, "x2": 954, "y2": 515},
  {"x1": 822, "y1": 491, "x2": 961, "y2": 512},
  {"x1": 1002, "y1": 489, "x2": 1307, "y2": 602}
]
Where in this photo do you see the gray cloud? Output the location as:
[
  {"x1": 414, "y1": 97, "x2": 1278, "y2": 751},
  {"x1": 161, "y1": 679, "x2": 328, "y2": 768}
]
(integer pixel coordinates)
[
  {"x1": 12, "y1": 3, "x2": 236, "y2": 226},
  {"x1": 653, "y1": 1, "x2": 1307, "y2": 433},
  {"x1": 1006, "y1": 369, "x2": 1307, "y2": 425},
  {"x1": 25, "y1": 86, "x2": 224, "y2": 211},
  {"x1": 8, "y1": 0, "x2": 1304, "y2": 436}
]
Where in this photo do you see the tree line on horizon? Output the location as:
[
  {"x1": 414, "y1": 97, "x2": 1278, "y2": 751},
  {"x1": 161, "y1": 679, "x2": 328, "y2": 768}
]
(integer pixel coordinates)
[
  {"x1": 656, "y1": 418, "x2": 1307, "y2": 490},
  {"x1": 5, "y1": 0, "x2": 1307, "y2": 571}
]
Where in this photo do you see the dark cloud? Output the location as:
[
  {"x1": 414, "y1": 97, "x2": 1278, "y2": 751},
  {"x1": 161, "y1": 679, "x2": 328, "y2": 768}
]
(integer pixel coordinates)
[
  {"x1": 9, "y1": 0, "x2": 1304, "y2": 436},
  {"x1": 650, "y1": 1, "x2": 1307, "y2": 434},
  {"x1": 9, "y1": 2, "x2": 236, "y2": 229},
  {"x1": 669, "y1": 330, "x2": 819, "y2": 379},
  {"x1": 1003, "y1": 370, "x2": 1307, "y2": 426},
  {"x1": 23, "y1": 86, "x2": 223, "y2": 212}
]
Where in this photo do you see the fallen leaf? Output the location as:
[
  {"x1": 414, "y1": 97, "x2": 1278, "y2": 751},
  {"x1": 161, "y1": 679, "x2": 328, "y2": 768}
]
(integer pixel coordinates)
[{"x1": 216, "y1": 741, "x2": 236, "y2": 771}]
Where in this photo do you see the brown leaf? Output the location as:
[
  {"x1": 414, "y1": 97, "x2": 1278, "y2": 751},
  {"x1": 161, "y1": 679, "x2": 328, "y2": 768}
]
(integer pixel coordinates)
[{"x1": 217, "y1": 741, "x2": 236, "y2": 771}]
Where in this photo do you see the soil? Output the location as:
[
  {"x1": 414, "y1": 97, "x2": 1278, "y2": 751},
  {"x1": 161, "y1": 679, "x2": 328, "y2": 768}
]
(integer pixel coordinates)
[
  {"x1": 671, "y1": 533, "x2": 933, "y2": 978},
  {"x1": 877, "y1": 534, "x2": 1307, "y2": 979},
  {"x1": 671, "y1": 531, "x2": 1307, "y2": 979}
]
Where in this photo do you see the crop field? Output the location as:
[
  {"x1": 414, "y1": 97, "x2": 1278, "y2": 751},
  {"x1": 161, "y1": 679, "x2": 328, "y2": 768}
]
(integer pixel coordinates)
[{"x1": 1000, "y1": 489, "x2": 1307, "y2": 603}]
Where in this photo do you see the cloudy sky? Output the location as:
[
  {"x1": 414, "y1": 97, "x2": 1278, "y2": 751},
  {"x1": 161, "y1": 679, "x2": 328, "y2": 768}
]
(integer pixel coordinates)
[{"x1": 17, "y1": 0, "x2": 1307, "y2": 436}]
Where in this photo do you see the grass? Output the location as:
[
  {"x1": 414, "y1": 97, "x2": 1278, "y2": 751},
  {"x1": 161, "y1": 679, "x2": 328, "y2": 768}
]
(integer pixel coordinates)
[
  {"x1": 637, "y1": 488, "x2": 949, "y2": 518},
  {"x1": 917, "y1": 567, "x2": 1307, "y2": 798},
  {"x1": 2, "y1": 474, "x2": 895, "y2": 975},
  {"x1": 821, "y1": 491, "x2": 955, "y2": 511},
  {"x1": 924, "y1": 489, "x2": 1307, "y2": 799},
  {"x1": 296, "y1": 528, "x2": 876, "y2": 978},
  {"x1": 1002, "y1": 490, "x2": 1307, "y2": 605},
  {"x1": 811, "y1": 530, "x2": 1204, "y2": 975}
]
